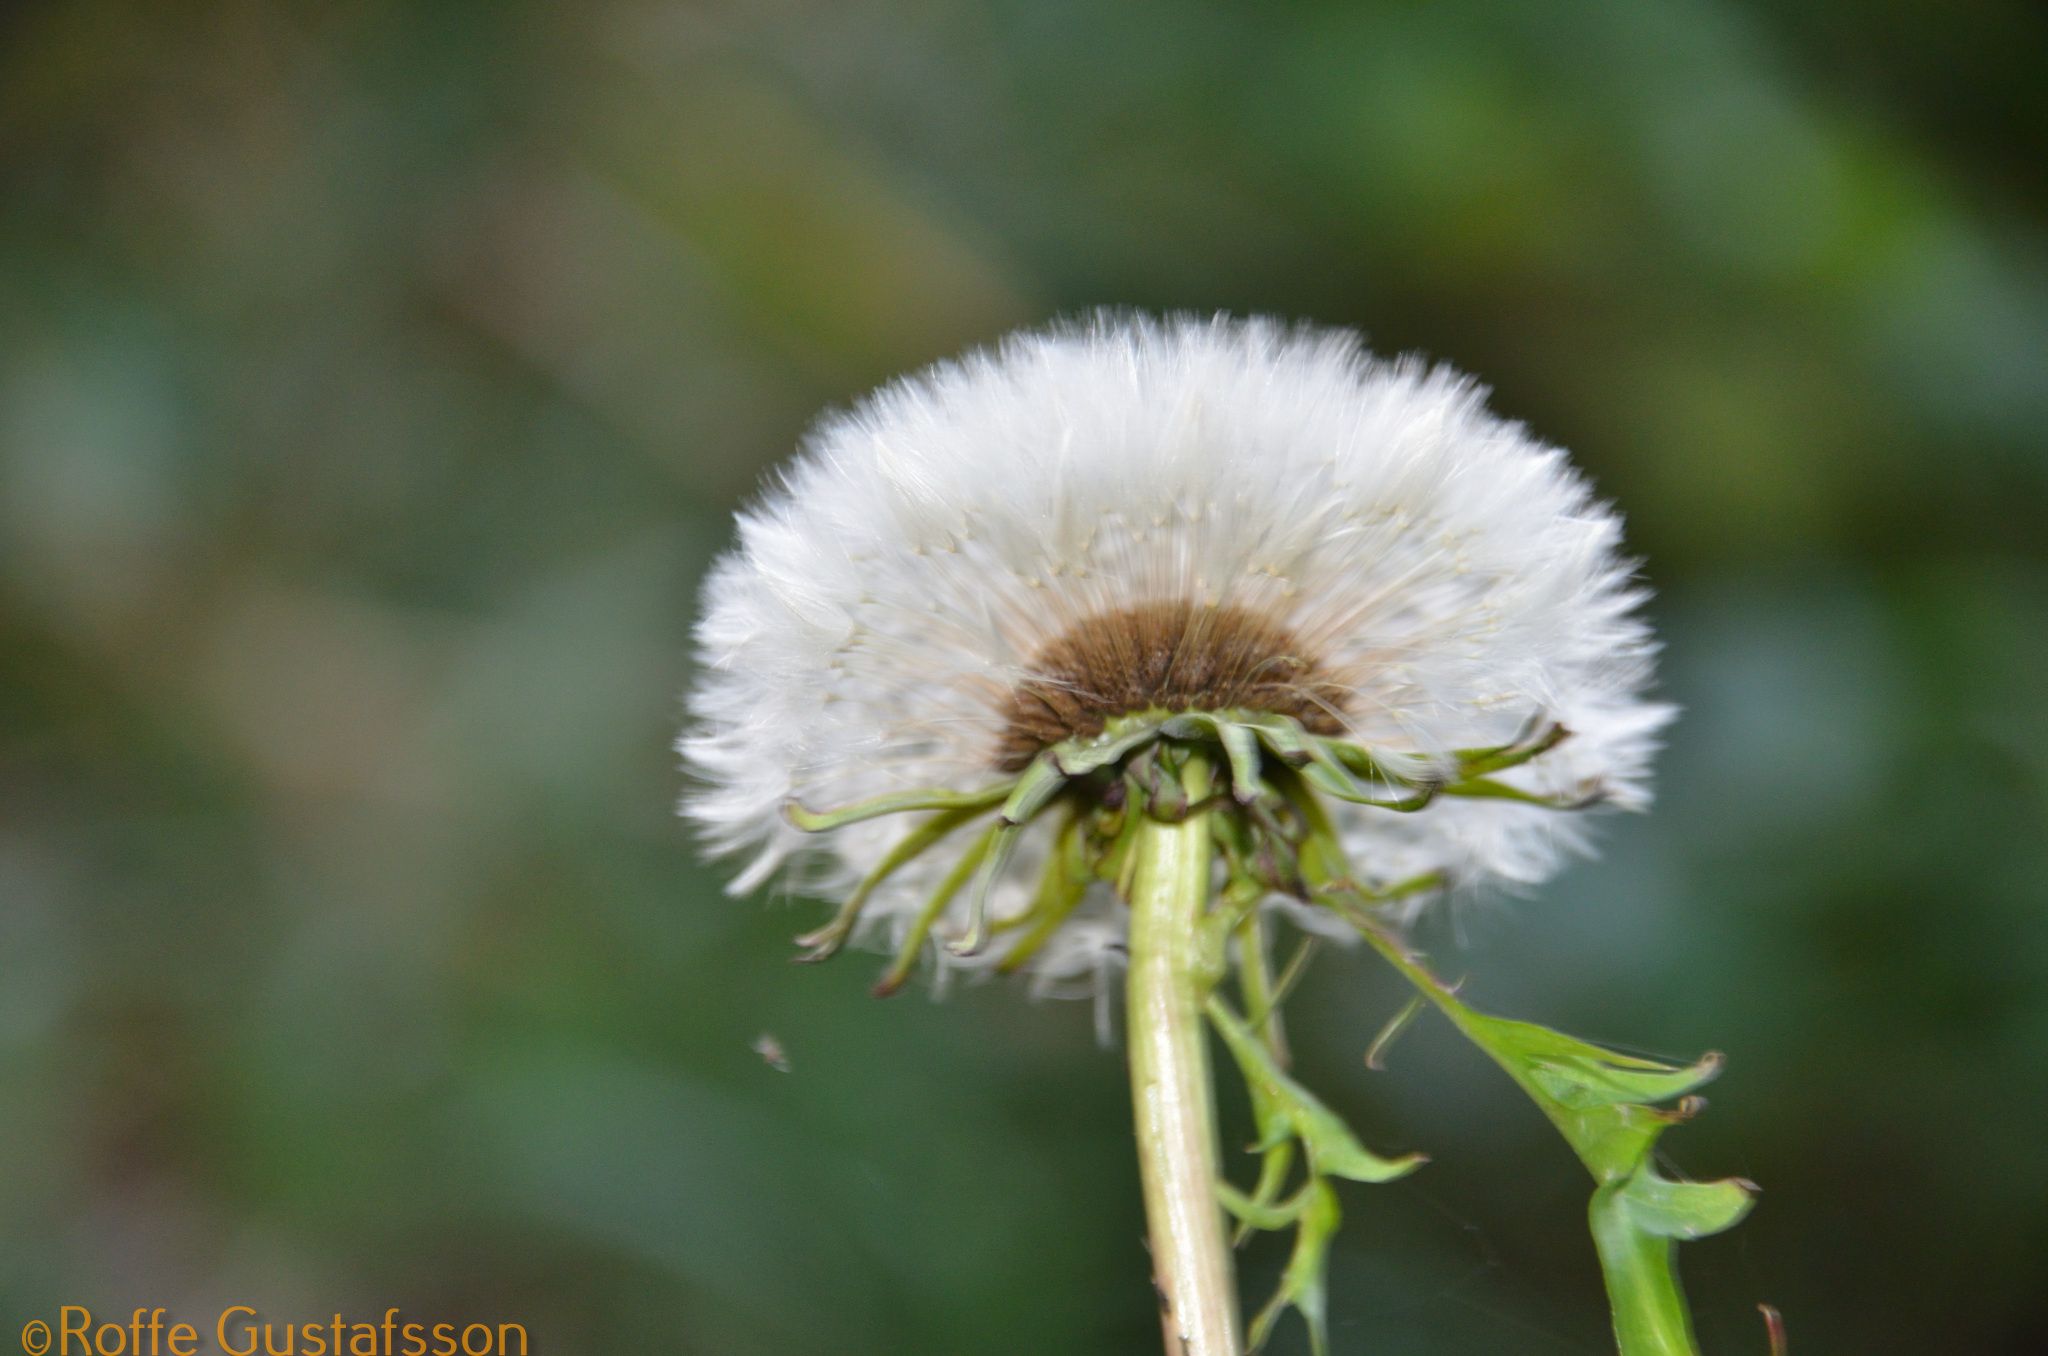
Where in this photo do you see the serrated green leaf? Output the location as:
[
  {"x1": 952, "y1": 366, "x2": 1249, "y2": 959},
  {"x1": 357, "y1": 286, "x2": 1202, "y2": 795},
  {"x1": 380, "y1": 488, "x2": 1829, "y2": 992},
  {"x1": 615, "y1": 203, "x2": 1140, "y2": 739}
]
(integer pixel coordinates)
[
  {"x1": 1613, "y1": 1170, "x2": 1756, "y2": 1240},
  {"x1": 1590, "y1": 1167, "x2": 1757, "y2": 1356},
  {"x1": 1448, "y1": 1008, "x2": 1724, "y2": 1115},
  {"x1": 1225, "y1": 914, "x2": 1304, "y2": 1242},
  {"x1": 1208, "y1": 998, "x2": 1427, "y2": 1184},
  {"x1": 1526, "y1": 1047, "x2": 1723, "y2": 1111},
  {"x1": 1589, "y1": 1180, "x2": 1699, "y2": 1356},
  {"x1": 1247, "y1": 1180, "x2": 1340, "y2": 1356},
  {"x1": 1341, "y1": 920, "x2": 1758, "y2": 1356},
  {"x1": 1216, "y1": 1178, "x2": 1307, "y2": 1232}
]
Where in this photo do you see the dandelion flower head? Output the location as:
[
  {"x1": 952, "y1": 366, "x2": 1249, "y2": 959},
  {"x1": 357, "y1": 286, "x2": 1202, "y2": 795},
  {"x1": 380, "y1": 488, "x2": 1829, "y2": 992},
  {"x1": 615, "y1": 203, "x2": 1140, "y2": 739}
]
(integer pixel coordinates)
[{"x1": 682, "y1": 314, "x2": 1671, "y2": 990}]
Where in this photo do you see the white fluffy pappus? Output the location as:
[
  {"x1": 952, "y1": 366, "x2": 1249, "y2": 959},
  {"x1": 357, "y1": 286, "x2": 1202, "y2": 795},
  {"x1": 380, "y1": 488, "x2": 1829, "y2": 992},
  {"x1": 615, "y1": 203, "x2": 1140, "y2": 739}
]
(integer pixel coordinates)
[{"x1": 682, "y1": 313, "x2": 1672, "y2": 990}]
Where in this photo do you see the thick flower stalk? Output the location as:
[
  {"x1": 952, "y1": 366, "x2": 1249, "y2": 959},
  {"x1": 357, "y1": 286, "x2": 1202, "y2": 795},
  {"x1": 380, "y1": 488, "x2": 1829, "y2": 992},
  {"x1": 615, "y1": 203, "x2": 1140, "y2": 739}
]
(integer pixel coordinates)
[{"x1": 682, "y1": 315, "x2": 1762, "y2": 1355}]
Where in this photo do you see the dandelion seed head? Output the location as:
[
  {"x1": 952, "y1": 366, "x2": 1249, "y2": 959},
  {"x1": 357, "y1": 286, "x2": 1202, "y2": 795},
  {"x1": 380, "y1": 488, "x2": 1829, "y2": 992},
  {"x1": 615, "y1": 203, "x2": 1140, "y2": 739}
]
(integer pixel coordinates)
[{"x1": 681, "y1": 313, "x2": 1671, "y2": 985}]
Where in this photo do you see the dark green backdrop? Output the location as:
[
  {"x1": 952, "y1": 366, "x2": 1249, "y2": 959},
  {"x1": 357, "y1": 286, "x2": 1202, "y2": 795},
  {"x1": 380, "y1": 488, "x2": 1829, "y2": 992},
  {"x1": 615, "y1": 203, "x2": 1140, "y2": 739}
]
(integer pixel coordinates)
[{"x1": 5, "y1": 2, "x2": 2046, "y2": 1352}]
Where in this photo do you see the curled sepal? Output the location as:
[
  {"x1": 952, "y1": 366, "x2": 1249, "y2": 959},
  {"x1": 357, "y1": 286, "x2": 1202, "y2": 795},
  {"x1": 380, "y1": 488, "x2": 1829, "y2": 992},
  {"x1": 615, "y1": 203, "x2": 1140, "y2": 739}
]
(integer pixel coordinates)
[
  {"x1": 1297, "y1": 757, "x2": 1438, "y2": 812},
  {"x1": 1452, "y1": 719, "x2": 1570, "y2": 776},
  {"x1": 1438, "y1": 774, "x2": 1605, "y2": 811},
  {"x1": 792, "y1": 802, "x2": 993, "y2": 963},
  {"x1": 871, "y1": 822, "x2": 1000, "y2": 996},
  {"x1": 1126, "y1": 742, "x2": 1190, "y2": 821},
  {"x1": 946, "y1": 820, "x2": 1025, "y2": 957},
  {"x1": 942, "y1": 755, "x2": 1073, "y2": 957},
  {"x1": 1045, "y1": 721, "x2": 1156, "y2": 777},
  {"x1": 994, "y1": 813, "x2": 1091, "y2": 974},
  {"x1": 1350, "y1": 923, "x2": 1759, "y2": 1356},
  {"x1": 995, "y1": 752, "x2": 1071, "y2": 825},
  {"x1": 1161, "y1": 712, "x2": 1266, "y2": 803},
  {"x1": 1208, "y1": 997, "x2": 1428, "y2": 1184},
  {"x1": 784, "y1": 779, "x2": 1014, "y2": 832}
]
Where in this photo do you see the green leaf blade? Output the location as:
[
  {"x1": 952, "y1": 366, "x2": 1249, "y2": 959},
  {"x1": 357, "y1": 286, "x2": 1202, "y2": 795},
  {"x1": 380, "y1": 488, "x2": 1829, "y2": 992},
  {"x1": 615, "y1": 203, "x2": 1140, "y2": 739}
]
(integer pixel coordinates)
[
  {"x1": 1208, "y1": 998, "x2": 1426, "y2": 1185},
  {"x1": 1343, "y1": 921, "x2": 1760, "y2": 1356}
]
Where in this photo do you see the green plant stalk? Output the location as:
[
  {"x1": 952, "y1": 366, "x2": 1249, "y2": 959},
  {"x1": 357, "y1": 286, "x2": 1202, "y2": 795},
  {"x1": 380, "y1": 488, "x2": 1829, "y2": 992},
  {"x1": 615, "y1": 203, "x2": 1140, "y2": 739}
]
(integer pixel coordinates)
[{"x1": 1127, "y1": 800, "x2": 1242, "y2": 1356}]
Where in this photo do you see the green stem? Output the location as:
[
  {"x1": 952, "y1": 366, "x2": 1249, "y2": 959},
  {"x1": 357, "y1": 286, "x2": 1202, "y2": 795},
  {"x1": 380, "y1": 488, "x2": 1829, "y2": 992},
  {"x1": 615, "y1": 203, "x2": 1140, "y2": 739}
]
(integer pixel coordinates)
[
  {"x1": 1230, "y1": 910, "x2": 1298, "y2": 1245},
  {"x1": 1127, "y1": 800, "x2": 1241, "y2": 1356},
  {"x1": 1236, "y1": 910, "x2": 1290, "y2": 1066}
]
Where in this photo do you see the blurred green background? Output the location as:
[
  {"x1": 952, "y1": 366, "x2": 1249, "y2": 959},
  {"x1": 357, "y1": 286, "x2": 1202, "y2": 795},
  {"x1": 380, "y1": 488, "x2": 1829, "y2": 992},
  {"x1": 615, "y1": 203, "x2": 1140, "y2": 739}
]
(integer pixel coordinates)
[{"x1": 5, "y1": 1, "x2": 2046, "y2": 1352}]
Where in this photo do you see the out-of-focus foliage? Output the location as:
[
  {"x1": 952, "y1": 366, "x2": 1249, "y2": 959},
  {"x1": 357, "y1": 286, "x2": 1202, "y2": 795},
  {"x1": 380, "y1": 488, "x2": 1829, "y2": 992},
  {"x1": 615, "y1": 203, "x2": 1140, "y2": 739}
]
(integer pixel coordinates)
[{"x1": 3, "y1": 2, "x2": 2045, "y2": 1352}]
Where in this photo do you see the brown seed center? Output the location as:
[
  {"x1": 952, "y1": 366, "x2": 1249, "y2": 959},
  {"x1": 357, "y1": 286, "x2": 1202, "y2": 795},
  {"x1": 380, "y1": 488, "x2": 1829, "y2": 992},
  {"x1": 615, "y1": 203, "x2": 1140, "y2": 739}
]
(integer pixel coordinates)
[{"x1": 993, "y1": 600, "x2": 1349, "y2": 771}]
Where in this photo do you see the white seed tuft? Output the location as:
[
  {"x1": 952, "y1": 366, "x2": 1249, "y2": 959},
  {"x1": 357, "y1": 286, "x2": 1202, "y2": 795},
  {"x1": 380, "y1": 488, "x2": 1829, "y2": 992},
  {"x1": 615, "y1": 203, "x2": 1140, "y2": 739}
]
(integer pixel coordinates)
[{"x1": 681, "y1": 314, "x2": 1672, "y2": 987}]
